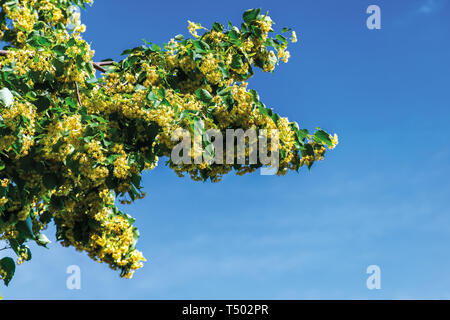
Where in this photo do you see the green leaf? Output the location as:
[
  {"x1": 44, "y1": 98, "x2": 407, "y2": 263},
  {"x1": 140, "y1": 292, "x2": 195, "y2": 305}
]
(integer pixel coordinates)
[
  {"x1": 276, "y1": 34, "x2": 288, "y2": 44},
  {"x1": 146, "y1": 90, "x2": 159, "y2": 102},
  {"x1": 302, "y1": 143, "x2": 314, "y2": 156},
  {"x1": 106, "y1": 154, "x2": 119, "y2": 165},
  {"x1": 18, "y1": 216, "x2": 35, "y2": 240},
  {"x1": 271, "y1": 113, "x2": 280, "y2": 125},
  {"x1": 250, "y1": 25, "x2": 262, "y2": 39},
  {"x1": 27, "y1": 32, "x2": 52, "y2": 48},
  {"x1": 243, "y1": 8, "x2": 261, "y2": 23},
  {"x1": 217, "y1": 62, "x2": 229, "y2": 78},
  {"x1": 52, "y1": 44, "x2": 66, "y2": 56},
  {"x1": 298, "y1": 129, "x2": 309, "y2": 141},
  {"x1": 131, "y1": 174, "x2": 141, "y2": 190},
  {"x1": 132, "y1": 227, "x2": 140, "y2": 246},
  {"x1": 195, "y1": 88, "x2": 213, "y2": 105},
  {"x1": 43, "y1": 173, "x2": 58, "y2": 190},
  {"x1": 134, "y1": 84, "x2": 147, "y2": 91},
  {"x1": 86, "y1": 76, "x2": 98, "y2": 84},
  {"x1": 193, "y1": 40, "x2": 210, "y2": 53},
  {"x1": 0, "y1": 87, "x2": 14, "y2": 107},
  {"x1": 212, "y1": 22, "x2": 224, "y2": 32},
  {"x1": 50, "y1": 195, "x2": 64, "y2": 210},
  {"x1": 158, "y1": 87, "x2": 166, "y2": 99},
  {"x1": 313, "y1": 129, "x2": 332, "y2": 146},
  {"x1": 227, "y1": 29, "x2": 241, "y2": 45},
  {"x1": 35, "y1": 95, "x2": 51, "y2": 112},
  {"x1": 4, "y1": 0, "x2": 18, "y2": 10},
  {"x1": 230, "y1": 54, "x2": 243, "y2": 69},
  {"x1": 228, "y1": 29, "x2": 239, "y2": 40},
  {"x1": 85, "y1": 62, "x2": 94, "y2": 74},
  {"x1": 36, "y1": 234, "x2": 51, "y2": 248},
  {"x1": 39, "y1": 211, "x2": 53, "y2": 225},
  {"x1": 53, "y1": 56, "x2": 65, "y2": 76},
  {"x1": 217, "y1": 87, "x2": 230, "y2": 96},
  {"x1": 179, "y1": 109, "x2": 199, "y2": 121},
  {"x1": 257, "y1": 102, "x2": 269, "y2": 116},
  {"x1": 193, "y1": 118, "x2": 205, "y2": 136},
  {"x1": 223, "y1": 94, "x2": 235, "y2": 112},
  {"x1": 65, "y1": 97, "x2": 77, "y2": 108},
  {"x1": 249, "y1": 89, "x2": 260, "y2": 102},
  {"x1": 0, "y1": 257, "x2": 15, "y2": 286}
]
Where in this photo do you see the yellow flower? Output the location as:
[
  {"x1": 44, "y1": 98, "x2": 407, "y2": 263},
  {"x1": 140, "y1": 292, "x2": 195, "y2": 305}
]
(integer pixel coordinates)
[
  {"x1": 278, "y1": 47, "x2": 290, "y2": 63},
  {"x1": 0, "y1": 197, "x2": 8, "y2": 206},
  {"x1": 0, "y1": 179, "x2": 10, "y2": 187},
  {"x1": 188, "y1": 20, "x2": 203, "y2": 38},
  {"x1": 291, "y1": 31, "x2": 298, "y2": 43},
  {"x1": 113, "y1": 155, "x2": 131, "y2": 179},
  {"x1": 329, "y1": 134, "x2": 339, "y2": 149}
]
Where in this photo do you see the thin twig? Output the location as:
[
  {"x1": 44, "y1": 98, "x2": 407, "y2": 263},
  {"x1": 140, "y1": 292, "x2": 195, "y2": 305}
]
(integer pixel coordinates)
[
  {"x1": 93, "y1": 61, "x2": 115, "y2": 73},
  {"x1": 95, "y1": 61, "x2": 115, "y2": 66},
  {"x1": 92, "y1": 62, "x2": 106, "y2": 73},
  {"x1": 0, "y1": 246, "x2": 11, "y2": 252},
  {"x1": 1, "y1": 49, "x2": 115, "y2": 73},
  {"x1": 75, "y1": 82, "x2": 82, "y2": 106}
]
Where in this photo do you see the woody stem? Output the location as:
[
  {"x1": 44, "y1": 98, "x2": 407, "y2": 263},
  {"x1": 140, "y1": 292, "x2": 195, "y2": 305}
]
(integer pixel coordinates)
[{"x1": 0, "y1": 50, "x2": 114, "y2": 73}]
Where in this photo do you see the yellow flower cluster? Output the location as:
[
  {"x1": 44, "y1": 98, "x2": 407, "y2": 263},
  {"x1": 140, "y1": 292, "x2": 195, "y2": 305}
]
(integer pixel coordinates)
[
  {"x1": 255, "y1": 16, "x2": 273, "y2": 41},
  {"x1": 0, "y1": 179, "x2": 10, "y2": 187},
  {"x1": 88, "y1": 209, "x2": 145, "y2": 277},
  {"x1": 199, "y1": 54, "x2": 222, "y2": 84},
  {"x1": 278, "y1": 47, "x2": 290, "y2": 63},
  {"x1": 188, "y1": 21, "x2": 203, "y2": 38},
  {"x1": 2, "y1": 4, "x2": 38, "y2": 44},
  {"x1": 0, "y1": 197, "x2": 9, "y2": 206},
  {"x1": 143, "y1": 63, "x2": 160, "y2": 87},
  {"x1": 330, "y1": 134, "x2": 339, "y2": 149},
  {"x1": 291, "y1": 31, "x2": 298, "y2": 43},
  {"x1": 113, "y1": 155, "x2": 131, "y2": 179},
  {"x1": 0, "y1": 268, "x2": 7, "y2": 281},
  {"x1": 54, "y1": 194, "x2": 145, "y2": 278}
]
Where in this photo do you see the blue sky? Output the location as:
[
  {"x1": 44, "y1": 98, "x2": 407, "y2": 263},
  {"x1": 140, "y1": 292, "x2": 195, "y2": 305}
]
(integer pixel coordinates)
[{"x1": 2, "y1": 0, "x2": 450, "y2": 299}]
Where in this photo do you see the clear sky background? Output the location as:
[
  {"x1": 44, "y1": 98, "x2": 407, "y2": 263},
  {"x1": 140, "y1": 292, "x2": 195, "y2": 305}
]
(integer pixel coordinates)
[{"x1": 2, "y1": 0, "x2": 450, "y2": 299}]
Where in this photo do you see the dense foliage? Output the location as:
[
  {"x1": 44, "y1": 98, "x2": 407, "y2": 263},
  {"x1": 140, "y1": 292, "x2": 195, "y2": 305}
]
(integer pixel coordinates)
[{"x1": 0, "y1": 0, "x2": 338, "y2": 286}]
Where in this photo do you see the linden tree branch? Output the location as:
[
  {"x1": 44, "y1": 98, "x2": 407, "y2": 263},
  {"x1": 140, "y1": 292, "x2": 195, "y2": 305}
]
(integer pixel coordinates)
[{"x1": 0, "y1": 49, "x2": 114, "y2": 73}]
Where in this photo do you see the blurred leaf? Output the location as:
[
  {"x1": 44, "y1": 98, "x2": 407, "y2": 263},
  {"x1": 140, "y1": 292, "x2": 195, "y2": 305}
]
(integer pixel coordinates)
[
  {"x1": 314, "y1": 129, "x2": 332, "y2": 147},
  {"x1": 195, "y1": 88, "x2": 213, "y2": 105},
  {"x1": 0, "y1": 88, "x2": 14, "y2": 107},
  {"x1": 243, "y1": 8, "x2": 261, "y2": 23},
  {"x1": 0, "y1": 257, "x2": 15, "y2": 286},
  {"x1": 36, "y1": 234, "x2": 51, "y2": 248}
]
